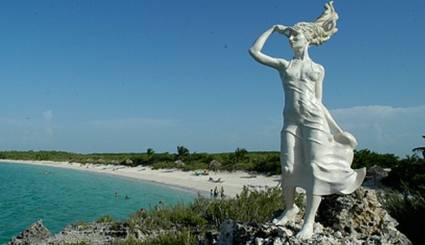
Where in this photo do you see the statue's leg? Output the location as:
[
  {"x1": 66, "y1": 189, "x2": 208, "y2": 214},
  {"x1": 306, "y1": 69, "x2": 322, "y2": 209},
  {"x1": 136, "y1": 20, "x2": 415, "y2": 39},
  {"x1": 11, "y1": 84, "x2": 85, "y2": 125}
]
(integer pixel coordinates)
[
  {"x1": 273, "y1": 128, "x2": 299, "y2": 225},
  {"x1": 272, "y1": 185, "x2": 299, "y2": 225},
  {"x1": 280, "y1": 126, "x2": 298, "y2": 176},
  {"x1": 296, "y1": 127, "x2": 323, "y2": 239},
  {"x1": 296, "y1": 193, "x2": 321, "y2": 239}
]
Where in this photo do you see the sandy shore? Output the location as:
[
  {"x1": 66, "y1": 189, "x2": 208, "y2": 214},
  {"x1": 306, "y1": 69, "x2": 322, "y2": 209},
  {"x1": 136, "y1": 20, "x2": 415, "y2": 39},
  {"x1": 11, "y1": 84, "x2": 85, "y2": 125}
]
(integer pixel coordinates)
[{"x1": 0, "y1": 159, "x2": 281, "y2": 197}]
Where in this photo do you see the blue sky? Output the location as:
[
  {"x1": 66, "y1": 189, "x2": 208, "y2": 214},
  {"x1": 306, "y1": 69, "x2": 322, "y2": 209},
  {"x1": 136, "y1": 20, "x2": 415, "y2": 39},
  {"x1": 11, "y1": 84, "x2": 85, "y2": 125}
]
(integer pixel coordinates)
[{"x1": 0, "y1": 0, "x2": 424, "y2": 156}]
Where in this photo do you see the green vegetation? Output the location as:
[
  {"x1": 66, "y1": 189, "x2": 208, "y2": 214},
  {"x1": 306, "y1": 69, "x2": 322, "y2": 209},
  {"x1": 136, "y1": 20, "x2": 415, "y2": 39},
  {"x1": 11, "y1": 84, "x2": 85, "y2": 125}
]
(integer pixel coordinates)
[
  {"x1": 382, "y1": 155, "x2": 425, "y2": 195},
  {"x1": 352, "y1": 149, "x2": 399, "y2": 169},
  {"x1": 383, "y1": 191, "x2": 425, "y2": 245},
  {"x1": 71, "y1": 221, "x2": 90, "y2": 231},
  {"x1": 97, "y1": 215, "x2": 115, "y2": 224},
  {"x1": 121, "y1": 186, "x2": 292, "y2": 244},
  {"x1": 0, "y1": 149, "x2": 282, "y2": 174},
  {"x1": 127, "y1": 186, "x2": 289, "y2": 232}
]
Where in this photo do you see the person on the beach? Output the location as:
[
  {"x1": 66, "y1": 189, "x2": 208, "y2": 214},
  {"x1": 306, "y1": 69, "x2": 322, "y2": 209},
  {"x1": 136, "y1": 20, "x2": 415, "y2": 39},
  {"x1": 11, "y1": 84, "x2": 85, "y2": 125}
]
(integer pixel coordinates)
[{"x1": 213, "y1": 186, "x2": 218, "y2": 198}]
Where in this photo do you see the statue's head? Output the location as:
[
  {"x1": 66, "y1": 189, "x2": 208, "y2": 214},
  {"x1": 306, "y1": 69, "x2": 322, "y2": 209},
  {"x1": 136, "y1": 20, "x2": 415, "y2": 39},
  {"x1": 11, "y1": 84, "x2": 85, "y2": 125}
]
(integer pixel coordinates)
[{"x1": 284, "y1": 1, "x2": 339, "y2": 48}]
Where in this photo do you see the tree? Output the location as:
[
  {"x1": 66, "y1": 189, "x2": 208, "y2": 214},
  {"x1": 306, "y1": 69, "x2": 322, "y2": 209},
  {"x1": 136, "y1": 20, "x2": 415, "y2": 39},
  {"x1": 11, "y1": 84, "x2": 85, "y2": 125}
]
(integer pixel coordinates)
[
  {"x1": 234, "y1": 147, "x2": 248, "y2": 163},
  {"x1": 146, "y1": 148, "x2": 155, "y2": 157},
  {"x1": 412, "y1": 135, "x2": 425, "y2": 159},
  {"x1": 177, "y1": 145, "x2": 190, "y2": 160}
]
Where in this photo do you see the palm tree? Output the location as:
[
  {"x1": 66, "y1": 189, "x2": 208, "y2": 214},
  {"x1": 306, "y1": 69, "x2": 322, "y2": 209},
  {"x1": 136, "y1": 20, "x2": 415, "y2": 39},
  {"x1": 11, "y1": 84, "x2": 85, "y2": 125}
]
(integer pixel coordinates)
[
  {"x1": 177, "y1": 145, "x2": 190, "y2": 160},
  {"x1": 146, "y1": 148, "x2": 155, "y2": 157},
  {"x1": 412, "y1": 135, "x2": 425, "y2": 159},
  {"x1": 234, "y1": 147, "x2": 248, "y2": 162}
]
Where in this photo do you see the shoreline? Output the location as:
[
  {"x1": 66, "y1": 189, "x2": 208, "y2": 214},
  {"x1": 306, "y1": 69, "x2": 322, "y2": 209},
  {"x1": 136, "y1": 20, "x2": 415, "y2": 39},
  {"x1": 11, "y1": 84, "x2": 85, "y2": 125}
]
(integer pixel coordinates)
[{"x1": 0, "y1": 159, "x2": 281, "y2": 198}]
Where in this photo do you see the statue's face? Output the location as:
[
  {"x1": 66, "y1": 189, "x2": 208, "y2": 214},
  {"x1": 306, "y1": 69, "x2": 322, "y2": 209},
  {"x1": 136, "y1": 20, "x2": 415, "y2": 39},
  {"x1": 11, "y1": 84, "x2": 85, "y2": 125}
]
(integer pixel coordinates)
[{"x1": 288, "y1": 30, "x2": 308, "y2": 50}]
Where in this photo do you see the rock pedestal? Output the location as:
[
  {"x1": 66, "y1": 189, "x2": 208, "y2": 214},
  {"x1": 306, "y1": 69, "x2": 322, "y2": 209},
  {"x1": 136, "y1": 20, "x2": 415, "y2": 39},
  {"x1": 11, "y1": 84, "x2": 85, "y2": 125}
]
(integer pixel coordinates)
[{"x1": 218, "y1": 188, "x2": 411, "y2": 245}]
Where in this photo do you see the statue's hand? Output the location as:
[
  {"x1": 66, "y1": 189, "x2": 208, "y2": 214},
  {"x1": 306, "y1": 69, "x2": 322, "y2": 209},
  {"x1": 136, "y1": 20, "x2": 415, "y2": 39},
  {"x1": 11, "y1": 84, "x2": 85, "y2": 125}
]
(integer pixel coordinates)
[
  {"x1": 273, "y1": 25, "x2": 287, "y2": 35},
  {"x1": 334, "y1": 131, "x2": 358, "y2": 148}
]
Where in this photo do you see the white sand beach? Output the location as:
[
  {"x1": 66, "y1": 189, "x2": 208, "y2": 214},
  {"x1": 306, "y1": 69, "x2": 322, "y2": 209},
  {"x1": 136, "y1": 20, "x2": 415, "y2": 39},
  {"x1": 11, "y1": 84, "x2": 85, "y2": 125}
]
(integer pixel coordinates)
[{"x1": 0, "y1": 159, "x2": 281, "y2": 197}]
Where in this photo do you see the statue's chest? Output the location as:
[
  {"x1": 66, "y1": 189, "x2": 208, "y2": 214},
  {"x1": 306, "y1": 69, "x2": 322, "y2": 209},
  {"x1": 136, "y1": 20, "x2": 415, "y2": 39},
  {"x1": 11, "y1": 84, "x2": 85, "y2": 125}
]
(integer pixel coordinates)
[{"x1": 285, "y1": 61, "x2": 321, "y2": 82}]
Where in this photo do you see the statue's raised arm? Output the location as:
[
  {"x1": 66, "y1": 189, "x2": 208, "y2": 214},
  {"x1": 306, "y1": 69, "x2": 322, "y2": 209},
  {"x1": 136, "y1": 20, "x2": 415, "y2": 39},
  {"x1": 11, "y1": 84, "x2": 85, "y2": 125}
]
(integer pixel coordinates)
[{"x1": 249, "y1": 25, "x2": 289, "y2": 70}]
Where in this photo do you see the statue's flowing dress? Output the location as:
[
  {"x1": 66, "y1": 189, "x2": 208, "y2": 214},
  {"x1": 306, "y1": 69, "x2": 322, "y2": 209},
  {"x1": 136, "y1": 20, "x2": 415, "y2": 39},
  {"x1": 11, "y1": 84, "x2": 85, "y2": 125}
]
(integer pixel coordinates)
[{"x1": 280, "y1": 59, "x2": 366, "y2": 195}]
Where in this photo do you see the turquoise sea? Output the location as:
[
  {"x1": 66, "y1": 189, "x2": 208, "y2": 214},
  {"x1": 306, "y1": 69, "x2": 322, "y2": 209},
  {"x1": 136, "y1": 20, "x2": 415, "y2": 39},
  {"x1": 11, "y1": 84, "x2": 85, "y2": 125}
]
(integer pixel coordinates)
[{"x1": 0, "y1": 162, "x2": 196, "y2": 243}]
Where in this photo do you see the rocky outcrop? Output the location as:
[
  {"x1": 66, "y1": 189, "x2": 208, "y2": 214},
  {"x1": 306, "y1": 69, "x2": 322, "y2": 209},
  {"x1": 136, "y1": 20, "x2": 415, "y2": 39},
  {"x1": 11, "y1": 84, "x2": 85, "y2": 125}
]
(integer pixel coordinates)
[
  {"x1": 218, "y1": 188, "x2": 411, "y2": 244},
  {"x1": 8, "y1": 220, "x2": 51, "y2": 245},
  {"x1": 316, "y1": 187, "x2": 407, "y2": 243},
  {"x1": 9, "y1": 221, "x2": 128, "y2": 245}
]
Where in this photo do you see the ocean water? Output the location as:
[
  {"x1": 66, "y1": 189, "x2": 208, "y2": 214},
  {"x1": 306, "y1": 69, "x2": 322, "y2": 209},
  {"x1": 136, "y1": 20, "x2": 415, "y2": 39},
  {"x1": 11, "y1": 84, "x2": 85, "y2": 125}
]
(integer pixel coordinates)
[{"x1": 0, "y1": 162, "x2": 196, "y2": 243}]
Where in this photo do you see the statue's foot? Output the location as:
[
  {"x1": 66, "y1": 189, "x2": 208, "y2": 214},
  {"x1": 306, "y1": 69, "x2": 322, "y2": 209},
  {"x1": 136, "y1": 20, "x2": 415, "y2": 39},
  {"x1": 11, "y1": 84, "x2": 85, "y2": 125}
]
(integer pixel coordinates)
[
  {"x1": 272, "y1": 205, "x2": 299, "y2": 226},
  {"x1": 296, "y1": 224, "x2": 313, "y2": 240}
]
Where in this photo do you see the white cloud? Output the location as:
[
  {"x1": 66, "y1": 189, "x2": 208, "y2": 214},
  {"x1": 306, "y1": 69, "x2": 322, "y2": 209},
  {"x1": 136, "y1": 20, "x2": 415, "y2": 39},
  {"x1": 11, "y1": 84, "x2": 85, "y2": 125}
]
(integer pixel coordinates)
[{"x1": 331, "y1": 105, "x2": 425, "y2": 156}]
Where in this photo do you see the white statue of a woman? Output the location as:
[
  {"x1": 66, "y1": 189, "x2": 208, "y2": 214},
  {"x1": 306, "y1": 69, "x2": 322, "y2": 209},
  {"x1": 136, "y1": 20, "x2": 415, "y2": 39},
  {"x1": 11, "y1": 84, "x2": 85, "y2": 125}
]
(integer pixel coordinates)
[{"x1": 249, "y1": 2, "x2": 366, "y2": 239}]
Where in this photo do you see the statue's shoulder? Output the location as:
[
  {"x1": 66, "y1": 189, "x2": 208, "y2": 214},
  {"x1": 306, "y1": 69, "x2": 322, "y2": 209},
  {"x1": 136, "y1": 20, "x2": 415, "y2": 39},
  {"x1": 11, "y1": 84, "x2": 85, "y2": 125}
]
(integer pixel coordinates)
[{"x1": 311, "y1": 61, "x2": 325, "y2": 74}]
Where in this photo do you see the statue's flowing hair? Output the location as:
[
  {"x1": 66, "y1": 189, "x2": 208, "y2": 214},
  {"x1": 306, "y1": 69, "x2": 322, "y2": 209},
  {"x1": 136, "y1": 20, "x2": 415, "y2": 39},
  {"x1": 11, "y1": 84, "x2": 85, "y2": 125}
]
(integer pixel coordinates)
[{"x1": 292, "y1": 1, "x2": 339, "y2": 46}]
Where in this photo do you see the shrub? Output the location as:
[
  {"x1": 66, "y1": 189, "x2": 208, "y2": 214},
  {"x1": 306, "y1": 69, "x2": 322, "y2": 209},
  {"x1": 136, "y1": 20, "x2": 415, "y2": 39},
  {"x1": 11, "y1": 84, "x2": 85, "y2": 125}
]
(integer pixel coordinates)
[
  {"x1": 191, "y1": 186, "x2": 287, "y2": 228},
  {"x1": 129, "y1": 204, "x2": 207, "y2": 232},
  {"x1": 253, "y1": 154, "x2": 280, "y2": 175},
  {"x1": 382, "y1": 156, "x2": 425, "y2": 195},
  {"x1": 383, "y1": 191, "x2": 425, "y2": 244},
  {"x1": 151, "y1": 162, "x2": 178, "y2": 170},
  {"x1": 352, "y1": 149, "x2": 399, "y2": 169},
  {"x1": 97, "y1": 215, "x2": 115, "y2": 223}
]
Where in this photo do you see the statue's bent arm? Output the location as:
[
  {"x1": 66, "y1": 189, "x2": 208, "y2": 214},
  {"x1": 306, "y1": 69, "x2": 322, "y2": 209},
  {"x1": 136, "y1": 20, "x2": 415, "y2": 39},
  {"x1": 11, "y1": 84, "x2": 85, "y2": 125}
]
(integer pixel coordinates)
[{"x1": 249, "y1": 25, "x2": 289, "y2": 70}]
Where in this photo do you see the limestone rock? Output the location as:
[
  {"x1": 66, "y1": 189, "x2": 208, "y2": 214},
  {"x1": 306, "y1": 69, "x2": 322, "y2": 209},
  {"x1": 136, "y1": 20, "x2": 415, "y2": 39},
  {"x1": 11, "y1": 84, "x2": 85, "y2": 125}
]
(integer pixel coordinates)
[
  {"x1": 8, "y1": 221, "x2": 129, "y2": 245},
  {"x1": 47, "y1": 222, "x2": 128, "y2": 244},
  {"x1": 217, "y1": 188, "x2": 411, "y2": 245},
  {"x1": 317, "y1": 187, "x2": 410, "y2": 244},
  {"x1": 8, "y1": 220, "x2": 51, "y2": 245}
]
